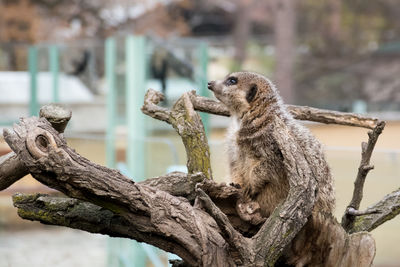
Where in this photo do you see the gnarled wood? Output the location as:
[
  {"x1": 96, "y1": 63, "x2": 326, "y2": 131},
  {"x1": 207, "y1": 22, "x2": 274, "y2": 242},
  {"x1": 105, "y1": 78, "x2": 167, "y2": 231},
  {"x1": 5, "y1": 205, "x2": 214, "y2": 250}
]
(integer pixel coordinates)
[
  {"x1": 0, "y1": 91, "x2": 396, "y2": 267},
  {"x1": 0, "y1": 104, "x2": 71, "y2": 191},
  {"x1": 4, "y1": 117, "x2": 233, "y2": 266},
  {"x1": 0, "y1": 152, "x2": 28, "y2": 190},
  {"x1": 142, "y1": 89, "x2": 212, "y2": 179},
  {"x1": 13, "y1": 191, "x2": 376, "y2": 267}
]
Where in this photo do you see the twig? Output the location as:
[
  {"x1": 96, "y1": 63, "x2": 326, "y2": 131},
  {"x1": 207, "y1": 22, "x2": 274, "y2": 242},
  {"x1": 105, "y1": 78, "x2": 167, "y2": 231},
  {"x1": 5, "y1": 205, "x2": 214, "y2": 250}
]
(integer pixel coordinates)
[
  {"x1": 346, "y1": 207, "x2": 381, "y2": 216},
  {"x1": 189, "y1": 92, "x2": 379, "y2": 129},
  {"x1": 341, "y1": 121, "x2": 386, "y2": 231}
]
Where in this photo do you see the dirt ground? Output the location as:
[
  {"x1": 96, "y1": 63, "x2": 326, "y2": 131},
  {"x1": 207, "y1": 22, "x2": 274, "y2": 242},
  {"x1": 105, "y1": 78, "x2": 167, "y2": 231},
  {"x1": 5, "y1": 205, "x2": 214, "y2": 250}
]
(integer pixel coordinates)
[{"x1": 0, "y1": 227, "x2": 107, "y2": 267}]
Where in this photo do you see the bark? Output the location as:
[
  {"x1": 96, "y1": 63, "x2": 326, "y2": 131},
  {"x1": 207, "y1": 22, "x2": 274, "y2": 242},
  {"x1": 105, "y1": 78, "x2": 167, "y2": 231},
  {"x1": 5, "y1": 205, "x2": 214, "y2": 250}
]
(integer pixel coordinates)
[
  {"x1": 142, "y1": 89, "x2": 212, "y2": 179},
  {"x1": 0, "y1": 90, "x2": 397, "y2": 267},
  {"x1": 3, "y1": 117, "x2": 233, "y2": 266},
  {"x1": 0, "y1": 104, "x2": 72, "y2": 191},
  {"x1": 0, "y1": 152, "x2": 28, "y2": 190}
]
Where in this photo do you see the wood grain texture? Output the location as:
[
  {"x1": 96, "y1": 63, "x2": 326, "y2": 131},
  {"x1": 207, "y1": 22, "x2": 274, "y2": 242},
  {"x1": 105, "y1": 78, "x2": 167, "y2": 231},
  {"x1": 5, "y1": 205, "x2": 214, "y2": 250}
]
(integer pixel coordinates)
[{"x1": 1, "y1": 91, "x2": 395, "y2": 267}]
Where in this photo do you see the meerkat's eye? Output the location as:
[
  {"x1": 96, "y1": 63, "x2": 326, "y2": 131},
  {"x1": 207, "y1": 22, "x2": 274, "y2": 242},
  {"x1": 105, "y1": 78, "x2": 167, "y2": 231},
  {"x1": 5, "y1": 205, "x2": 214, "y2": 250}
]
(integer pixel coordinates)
[{"x1": 226, "y1": 77, "x2": 238, "y2": 86}]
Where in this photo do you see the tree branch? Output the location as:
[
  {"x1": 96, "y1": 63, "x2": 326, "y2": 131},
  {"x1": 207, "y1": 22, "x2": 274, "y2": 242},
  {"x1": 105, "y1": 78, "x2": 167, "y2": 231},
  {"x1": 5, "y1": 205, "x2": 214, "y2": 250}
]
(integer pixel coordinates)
[
  {"x1": 142, "y1": 89, "x2": 212, "y2": 179},
  {"x1": 3, "y1": 117, "x2": 234, "y2": 266},
  {"x1": 342, "y1": 121, "x2": 386, "y2": 231},
  {"x1": 286, "y1": 105, "x2": 379, "y2": 129},
  {"x1": 141, "y1": 89, "x2": 171, "y2": 123},
  {"x1": 195, "y1": 186, "x2": 252, "y2": 266},
  {"x1": 1, "y1": 91, "x2": 393, "y2": 267},
  {"x1": 252, "y1": 118, "x2": 317, "y2": 266},
  {"x1": 189, "y1": 93, "x2": 379, "y2": 129},
  {"x1": 350, "y1": 188, "x2": 400, "y2": 233},
  {"x1": 13, "y1": 193, "x2": 133, "y2": 237},
  {"x1": 0, "y1": 104, "x2": 71, "y2": 190},
  {"x1": 0, "y1": 152, "x2": 28, "y2": 190}
]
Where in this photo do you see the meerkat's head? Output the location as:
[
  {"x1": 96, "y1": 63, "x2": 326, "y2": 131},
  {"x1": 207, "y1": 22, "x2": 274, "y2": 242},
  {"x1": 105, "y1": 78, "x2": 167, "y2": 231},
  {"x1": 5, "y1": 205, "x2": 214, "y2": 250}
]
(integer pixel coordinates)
[{"x1": 208, "y1": 72, "x2": 279, "y2": 118}]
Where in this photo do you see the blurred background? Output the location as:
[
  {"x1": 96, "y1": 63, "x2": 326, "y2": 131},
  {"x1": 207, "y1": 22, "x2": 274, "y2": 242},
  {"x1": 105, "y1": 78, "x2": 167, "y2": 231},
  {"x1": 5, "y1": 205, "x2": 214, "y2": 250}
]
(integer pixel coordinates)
[{"x1": 0, "y1": 0, "x2": 399, "y2": 266}]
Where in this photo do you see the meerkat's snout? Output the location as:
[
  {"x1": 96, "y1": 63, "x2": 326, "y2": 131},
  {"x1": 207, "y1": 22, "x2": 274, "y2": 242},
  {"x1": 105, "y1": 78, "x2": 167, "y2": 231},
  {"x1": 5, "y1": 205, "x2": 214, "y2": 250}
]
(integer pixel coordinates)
[{"x1": 207, "y1": 81, "x2": 215, "y2": 91}]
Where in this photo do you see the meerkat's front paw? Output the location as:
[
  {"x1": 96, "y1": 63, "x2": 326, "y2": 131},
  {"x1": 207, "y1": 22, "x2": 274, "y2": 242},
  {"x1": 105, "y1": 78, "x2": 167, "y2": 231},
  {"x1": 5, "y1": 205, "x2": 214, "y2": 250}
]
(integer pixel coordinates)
[
  {"x1": 229, "y1": 182, "x2": 241, "y2": 189},
  {"x1": 236, "y1": 198, "x2": 265, "y2": 225},
  {"x1": 243, "y1": 185, "x2": 257, "y2": 199}
]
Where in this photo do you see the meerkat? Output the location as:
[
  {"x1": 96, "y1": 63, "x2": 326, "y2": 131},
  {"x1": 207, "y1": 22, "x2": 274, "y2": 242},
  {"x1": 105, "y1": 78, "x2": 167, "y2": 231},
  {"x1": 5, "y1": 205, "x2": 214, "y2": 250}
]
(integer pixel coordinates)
[{"x1": 208, "y1": 72, "x2": 336, "y2": 266}]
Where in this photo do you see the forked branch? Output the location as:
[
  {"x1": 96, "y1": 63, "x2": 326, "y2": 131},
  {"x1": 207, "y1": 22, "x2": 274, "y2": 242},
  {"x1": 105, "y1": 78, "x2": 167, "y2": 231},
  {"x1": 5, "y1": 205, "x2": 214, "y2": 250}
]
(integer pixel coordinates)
[
  {"x1": 142, "y1": 89, "x2": 212, "y2": 179},
  {"x1": 342, "y1": 121, "x2": 386, "y2": 231}
]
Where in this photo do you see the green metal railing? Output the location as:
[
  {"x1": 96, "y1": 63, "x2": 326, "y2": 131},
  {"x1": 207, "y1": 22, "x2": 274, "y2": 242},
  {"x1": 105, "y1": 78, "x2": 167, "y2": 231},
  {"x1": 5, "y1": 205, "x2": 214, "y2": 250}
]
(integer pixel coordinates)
[
  {"x1": 106, "y1": 37, "x2": 117, "y2": 168},
  {"x1": 27, "y1": 44, "x2": 60, "y2": 118},
  {"x1": 197, "y1": 42, "x2": 209, "y2": 134},
  {"x1": 28, "y1": 46, "x2": 38, "y2": 116},
  {"x1": 49, "y1": 45, "x2": 60, "y2": 103},
  {"x1": 126, "y1": 35, "x2": 147, "y2": 181},
  {"x1": 106, "y1": 35, "x2": 148, "y2": 267}
]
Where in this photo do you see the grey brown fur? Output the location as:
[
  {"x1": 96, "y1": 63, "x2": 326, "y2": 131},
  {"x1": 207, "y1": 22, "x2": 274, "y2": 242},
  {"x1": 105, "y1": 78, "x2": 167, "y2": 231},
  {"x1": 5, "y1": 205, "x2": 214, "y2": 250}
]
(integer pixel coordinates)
[{"x1": 208, "y1": 72, "x2": 335, "y2": 266}]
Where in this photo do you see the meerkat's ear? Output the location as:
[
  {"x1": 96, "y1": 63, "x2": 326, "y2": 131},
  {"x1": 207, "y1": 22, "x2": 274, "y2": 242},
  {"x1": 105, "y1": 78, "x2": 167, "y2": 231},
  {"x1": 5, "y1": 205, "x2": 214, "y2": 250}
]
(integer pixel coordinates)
[{"x1": 246, "y1": 84, "x2": 258, "y2": 103}]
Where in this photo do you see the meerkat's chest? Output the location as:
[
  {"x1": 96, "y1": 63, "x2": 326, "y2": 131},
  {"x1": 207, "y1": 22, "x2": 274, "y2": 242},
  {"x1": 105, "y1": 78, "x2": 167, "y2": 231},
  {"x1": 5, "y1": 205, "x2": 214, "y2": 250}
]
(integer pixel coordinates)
[
  {"x1": 227, "y1": 118, "x2": 287, "y2": 186},
  {"x1": 226, "y1": 118, "x2": 241, "y2": 162}
]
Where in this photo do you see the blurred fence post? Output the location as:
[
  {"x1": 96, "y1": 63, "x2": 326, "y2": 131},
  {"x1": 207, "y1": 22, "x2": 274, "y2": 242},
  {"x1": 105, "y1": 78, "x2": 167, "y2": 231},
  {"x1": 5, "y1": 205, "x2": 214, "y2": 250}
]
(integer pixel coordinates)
[
  {"x1": 125, "y1": 34, "x2": 147, "y2": 267},
  {"x1": 28, "y1": 46, "x2": 38, "y2": 116},
  {"x1": 49, "y1": 45, "x2": 60, "y2": 103},
  {"x1": 197, "y1": 42, "x2": 209, "y2": 134},
  {"x1": 105, "y1": 37, "x2": 117, "y2": 169},
  {"x1": 126, "y1": 35, "x2": 146, "y2": 181}
]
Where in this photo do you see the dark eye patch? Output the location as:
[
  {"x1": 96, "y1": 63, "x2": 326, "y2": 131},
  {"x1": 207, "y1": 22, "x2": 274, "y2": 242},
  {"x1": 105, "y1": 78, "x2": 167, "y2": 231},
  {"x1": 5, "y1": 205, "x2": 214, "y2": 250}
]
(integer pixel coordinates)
[
  {"x1": 246, "y1": 84, "x2": 258, "y2": 103},
  {"x1": 225, "y1": 76, "x2": 238, "y2": 86}
]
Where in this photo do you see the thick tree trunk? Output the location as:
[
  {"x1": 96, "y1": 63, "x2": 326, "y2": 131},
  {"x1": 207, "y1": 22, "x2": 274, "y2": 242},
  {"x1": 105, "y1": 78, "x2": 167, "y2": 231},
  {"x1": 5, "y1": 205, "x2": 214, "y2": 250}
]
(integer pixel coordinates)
[
  {"x1": 273, "y1": 0, "x2": 296, "y2": 104},
  {"x1": 232, "y1": 0, "x2": 252, "y2": 70}
]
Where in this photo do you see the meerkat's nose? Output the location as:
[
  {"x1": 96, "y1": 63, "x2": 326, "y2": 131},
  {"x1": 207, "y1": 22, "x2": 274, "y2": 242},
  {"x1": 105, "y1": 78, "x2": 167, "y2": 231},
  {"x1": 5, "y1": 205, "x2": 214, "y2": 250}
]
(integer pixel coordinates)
[{"x1": 207, "y1": 81, "x2": 215, "y2": 91}]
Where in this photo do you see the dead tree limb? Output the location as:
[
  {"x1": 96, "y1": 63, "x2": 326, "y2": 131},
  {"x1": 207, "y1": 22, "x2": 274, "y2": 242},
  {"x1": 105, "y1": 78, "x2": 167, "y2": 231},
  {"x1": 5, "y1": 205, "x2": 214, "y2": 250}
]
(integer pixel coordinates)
[
  {"x1": 3, "y1": 117, "x2": 235, "y2": 266},
  {"x1": 0, "y1": 104, "x2": 71, "y2": 190},
  {"x1": 0, "y1": 152, "x2": 28, "y2": 190},
  {"x1": 341, "y1": 121, "x2": 386, "y2": 231},
  {"x1": 190, "y1": 93, "x2": 379, "y2": 129},
  {"x1": 0, "y1": 90, "x2": 396, "y2": 267}
]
